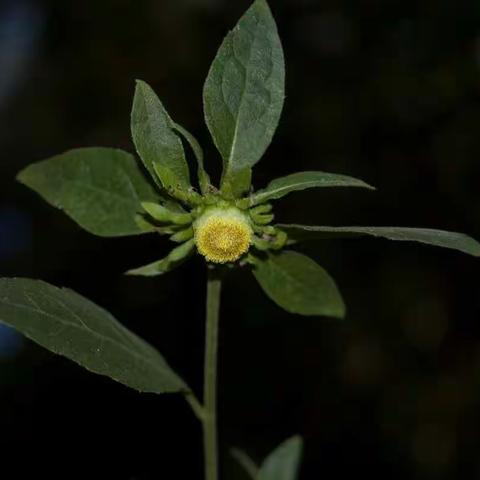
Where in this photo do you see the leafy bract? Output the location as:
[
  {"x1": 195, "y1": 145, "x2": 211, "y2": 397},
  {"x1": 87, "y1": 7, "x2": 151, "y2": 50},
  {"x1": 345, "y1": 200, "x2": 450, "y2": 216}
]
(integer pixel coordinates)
[
  {"x1": 141, "y1": 202, "x2": 192, "y2": 225},
  {"x1": 249, "y1": 171, "x2": 375, "y2": 206},
  {"x1": 131, "y1": 80, "x2": 191, "y2": 191},
  {"x1": 253, "y1": 251, "x2": 345, "y2": 317},
  {"x1": 126, "y1": 239, "x2": 195, "y2": 276},
  {"x1": 0, "y1": 278, "x2": 187, "y2": 393},
  {"x1": 259, "y1": 436, "x2": 303, "y2": 480},
  {"x1": 171, "y1": 122, "x2": 211, "y2": 194},
  {"x1": 17, "y1": 147, "x2": 160, "y2": 237},
  {"x1": 203, "y1": 0, "x2": 285, "y2": 197},
  {"x1": 279, "y1": 225, "x2": 480, "y2": 257}
]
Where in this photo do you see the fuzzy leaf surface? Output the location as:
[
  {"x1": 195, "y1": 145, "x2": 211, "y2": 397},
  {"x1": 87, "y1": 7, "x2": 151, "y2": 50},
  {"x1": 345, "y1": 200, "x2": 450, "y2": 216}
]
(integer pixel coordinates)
[
  {"x1": 0, "y1": 278, "x2": 187, "y2": 393},
  {"x1": 17, "y1": 147, "x2": 160, "y2": 237},
  {"x1": 203, "y1": 0, "x2": 285, "y2": 196},
  {"x1": 253, "y1": 251, "x2": 345, "y2": 317},
  {"x1": 131, "y1": 80, "x2": 191, "y2": 190}
]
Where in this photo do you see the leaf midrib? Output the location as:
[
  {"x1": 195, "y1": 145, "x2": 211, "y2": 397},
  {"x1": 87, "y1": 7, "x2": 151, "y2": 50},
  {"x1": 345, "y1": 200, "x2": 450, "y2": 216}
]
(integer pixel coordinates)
[
  {"x1": 61, "y1": 175, "x2": 143, "y2": 208},
  {"x1": 0, "y1": 298, "x2": 183, "y2": 387},
  {"x1": 258, "y1": 254, "x2": 342, "y2": 315},
  {"x1": 226, "y1": 15, "x2": 262, "y2": 173},
  {"x1": 254, "y1": 178, "x2": 367, "y2": 203}
]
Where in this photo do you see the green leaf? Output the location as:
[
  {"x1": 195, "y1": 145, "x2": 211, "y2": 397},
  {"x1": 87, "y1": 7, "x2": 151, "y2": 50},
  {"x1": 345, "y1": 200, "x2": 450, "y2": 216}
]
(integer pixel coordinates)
[
  {"x1": 203, "y1": 0, "x2": 285, "y2": 197},
  {"x1": 171, "y1": 122, "x2": 211, "y2": 194},
  {"x1": 17, "y1": 147, "x2": 160, "y2": 237},
  {"x1": 126, "y1": 239, "x2": 195, "y2": 276},
  {"x1": 279, "y1": 225, "x2": 480, "y2": 257},
  {"x1": 131, "y1": 80, "x2": 191, "y2": 191},
  {"x1": 0, "y1": 278, "x2": 187, "y2": 393},
  {"x1": 231, "y1": 448, "x2": 259, "y2": 479},
  {"x1": 258, "y1": 436, "x2": 303, "y2": 480},
  {"x1": 222, "y1": 168, "x2": 253, "y2": 200},
  {"x1": 253, "y1": 251, "x2": 345, "y2": 317},
  {"x1": 249, "y1": 171, "x2": 375, "y2": 206}
]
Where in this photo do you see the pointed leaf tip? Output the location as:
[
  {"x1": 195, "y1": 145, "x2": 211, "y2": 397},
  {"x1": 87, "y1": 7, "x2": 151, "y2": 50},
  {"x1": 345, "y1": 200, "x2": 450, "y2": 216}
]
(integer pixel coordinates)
[
  {"x1": 203, "y1": 0, "x2": 285, "y2": 197},
  {"x1": 0, "y1": 278, "x2": 187, "y2": 394},
  {"x1": 250, "y1": 170, "x2": 375, "y2": 205},
  {"x1": 126, "y1": 239, "x2": 195, "y2": 276},
  {"x1": 279, "y1": 225, "x2": 480, "y2": 257},
  {"x1": 131, "y1": 80, "x2": 191, "y2": 191},
  {"x1": 259, "y1": 435, "x2": 304, "y2": 480}
]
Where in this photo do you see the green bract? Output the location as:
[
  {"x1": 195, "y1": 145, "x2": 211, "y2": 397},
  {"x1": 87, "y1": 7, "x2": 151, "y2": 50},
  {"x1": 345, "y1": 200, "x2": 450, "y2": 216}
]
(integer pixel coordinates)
[{"x1": 3, "y1": 1, "x2": 480, "y2": 478}]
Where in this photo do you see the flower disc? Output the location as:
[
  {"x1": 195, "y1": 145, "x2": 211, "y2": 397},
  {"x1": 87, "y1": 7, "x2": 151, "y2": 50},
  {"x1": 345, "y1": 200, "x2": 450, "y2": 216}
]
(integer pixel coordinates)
[{"x1": 194, "y1": 208, "x2": 252, "y2": 263}]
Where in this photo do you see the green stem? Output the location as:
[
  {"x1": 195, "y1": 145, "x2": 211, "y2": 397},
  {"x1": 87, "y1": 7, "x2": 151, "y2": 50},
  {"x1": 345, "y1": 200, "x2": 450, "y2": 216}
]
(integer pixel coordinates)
[{"x1": 203, "y1": 268, "x2": 222, "y2": 480}]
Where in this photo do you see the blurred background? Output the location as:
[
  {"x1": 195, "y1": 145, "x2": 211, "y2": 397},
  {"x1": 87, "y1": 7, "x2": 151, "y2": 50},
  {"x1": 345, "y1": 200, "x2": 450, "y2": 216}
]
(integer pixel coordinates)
[{"x1": 1, "y1": 0, "x2": 480, "y2": 478}]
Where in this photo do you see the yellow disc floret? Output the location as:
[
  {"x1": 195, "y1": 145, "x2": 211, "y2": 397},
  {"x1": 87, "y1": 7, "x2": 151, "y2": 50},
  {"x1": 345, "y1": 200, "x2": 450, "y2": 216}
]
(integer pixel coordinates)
[{"x1": 194, "y1": 207, "x2": 252, "y2": 263}]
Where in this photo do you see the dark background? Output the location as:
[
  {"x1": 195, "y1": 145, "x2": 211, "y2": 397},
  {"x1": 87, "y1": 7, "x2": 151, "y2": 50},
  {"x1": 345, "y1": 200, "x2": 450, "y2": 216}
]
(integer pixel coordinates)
[{"x1": 1, "y1": 0, "x2": 480, "y2": 478}]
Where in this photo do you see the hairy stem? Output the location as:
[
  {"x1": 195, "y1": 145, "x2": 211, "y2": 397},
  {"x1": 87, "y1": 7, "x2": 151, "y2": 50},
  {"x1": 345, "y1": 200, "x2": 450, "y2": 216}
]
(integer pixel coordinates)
[{"x1": 203, "y1": 268, "x2": 222, "y2": 480}]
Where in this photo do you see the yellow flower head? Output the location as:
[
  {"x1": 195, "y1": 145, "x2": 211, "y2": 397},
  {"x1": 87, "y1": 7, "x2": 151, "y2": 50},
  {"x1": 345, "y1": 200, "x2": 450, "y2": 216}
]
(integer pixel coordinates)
[{"x1": 194, "y1": 207, "x2": 252, "y2": 263}]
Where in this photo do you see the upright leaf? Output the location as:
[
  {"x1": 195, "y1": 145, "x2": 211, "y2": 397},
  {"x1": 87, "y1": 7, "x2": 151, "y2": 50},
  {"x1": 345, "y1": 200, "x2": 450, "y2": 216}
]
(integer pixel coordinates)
[
  {"x1": 17, "y1": 147, "x2": 161, "y2": 237},
  {"x1": 131, "y1": 80, "x2": 191, "y2": 191},
  {"x1": 279, "y1": 225, "x2": 480, "y2": 257},
  {"x1": 203, "y1": 0, "x2": 285, "y2": 197},
  {"x1": 258, "y1": 436, "x2": 303, "y2": 480},
  {"x1": 0, "y1": 278, "x2": 187, "y2": 393},
  {"x1": 253, "y1": 251, "x2": 345, "y2": 318},
  {"x1": 249, "y1": 171, "x2": 375, "y2": 206},
  {"x1": 171, "y1": 122, "x2": 211, "y2": 194},
  {"x1": 231, "y1": 449, "x2": 259, "y2": 479}
]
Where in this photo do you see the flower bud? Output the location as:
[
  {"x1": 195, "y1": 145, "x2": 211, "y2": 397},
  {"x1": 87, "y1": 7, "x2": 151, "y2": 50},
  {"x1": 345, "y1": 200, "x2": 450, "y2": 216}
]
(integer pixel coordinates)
[{"x1": 194, "y1": 207, "x2": 252, "y2": 263}]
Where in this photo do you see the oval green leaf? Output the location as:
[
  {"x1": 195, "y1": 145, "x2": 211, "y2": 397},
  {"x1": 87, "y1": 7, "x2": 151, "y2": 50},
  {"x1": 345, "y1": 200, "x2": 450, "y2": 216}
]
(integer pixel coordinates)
[
  {"x1": 131, "y1": 80, "x2": 191, "y2": 191},
  {"x1": 258, "y1": 436, "x2": 303, "y2": 480},
  {"x1": 17, "y1": 147, "x2": 161, "y2": 237},
  {"x1": 249, "y1": 171, "x2": 375, "y2": 206},
  {"x1": 0, "y1": 278, "x2": 187, "y2": 393},
  {"x1": 279, "y1": 225, "x2": 480, "y2": 257},
  {"x1": 203, "y1": 0, "x2": 285, "y2": 197},
  {"x1": 253, "y1": 251, "x2": 345, "y2": 318}
]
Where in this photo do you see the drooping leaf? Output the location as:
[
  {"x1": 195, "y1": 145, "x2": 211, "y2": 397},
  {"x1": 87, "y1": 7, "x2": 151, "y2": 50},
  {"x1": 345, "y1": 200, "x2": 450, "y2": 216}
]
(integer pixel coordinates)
[
  {"x1": 203, "y1": 0, "x2": 285, "y2": 197},
  {"x1": 249, "y1": 171, "x2": 375, "y2": 206},
  {"x1": 17, "y1": 147, "x2": 161, "y2": 237},
  {"x1": 0, "y1": 278, "x2": 187, "y2": 393},
  {"x1": 171, "y1": 122, "x2": 211, "y2": 194},
  {"x1": 258, "y1": 436, "x2": 303, "y2": 480},
  {"x1": 253, "y1": 251, "x2": 345, "y2": 317},
  {"x1": 279, "y1": 225, "x2": 480, "y2": 257},
  {"x1": 131, "y1": 80, "x2": 191, "y2": 191},
  {"x1": 126, "y1": 239, "x2": 195, "y2": 276}
]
